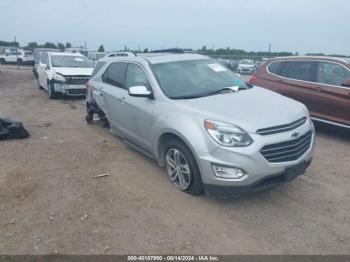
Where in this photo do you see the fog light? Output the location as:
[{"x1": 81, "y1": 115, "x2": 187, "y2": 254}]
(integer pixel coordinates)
[{"x1": 212, "y1": 164, "x2": 245, "y2": 179}]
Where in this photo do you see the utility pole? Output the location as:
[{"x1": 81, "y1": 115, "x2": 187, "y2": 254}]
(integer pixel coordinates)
[
  {"x1": 268, "y1": 42, "x2": 272, "y2": 59},
  {"x1": 15, "y1": 37, "x2": 19, "y2": 70}
]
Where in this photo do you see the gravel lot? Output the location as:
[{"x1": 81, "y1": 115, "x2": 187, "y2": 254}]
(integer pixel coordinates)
[{"x1": 0, "y1": 65, "x2": 349, "y2": 255}]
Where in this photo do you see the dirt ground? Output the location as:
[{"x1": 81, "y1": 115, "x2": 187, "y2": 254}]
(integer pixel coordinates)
[{"x1": 0, "y1": 65, "x2": 349, "y2": 255}]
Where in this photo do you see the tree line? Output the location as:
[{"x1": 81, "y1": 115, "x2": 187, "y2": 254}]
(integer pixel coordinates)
[{"x1": 0, "y1": 40, "x2": 348, "y2": 58}]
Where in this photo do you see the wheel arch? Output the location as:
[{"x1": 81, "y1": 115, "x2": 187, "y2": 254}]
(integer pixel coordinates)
[{"x1": 157, "y1": 131, "x2": 197, "y2": 167}]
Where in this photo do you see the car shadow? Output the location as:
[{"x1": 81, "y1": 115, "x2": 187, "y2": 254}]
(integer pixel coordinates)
[{"x1": 313, "y1": 121, "x2": 350, "y2": 140}]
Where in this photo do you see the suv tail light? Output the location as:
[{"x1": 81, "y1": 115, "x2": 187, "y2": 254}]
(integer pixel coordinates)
[{"x1": 248, "y1": 74, "x2": 257, "y2": 84}]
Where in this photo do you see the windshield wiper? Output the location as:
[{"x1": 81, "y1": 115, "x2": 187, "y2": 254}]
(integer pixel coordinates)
[{"x1": 170, "y1": 87, "x2": 238, "y2": 100}]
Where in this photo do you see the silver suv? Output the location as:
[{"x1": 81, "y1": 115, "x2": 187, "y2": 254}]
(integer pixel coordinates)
[{"x1": 86, "y1": 53, "x2": 315, "y2": 197}]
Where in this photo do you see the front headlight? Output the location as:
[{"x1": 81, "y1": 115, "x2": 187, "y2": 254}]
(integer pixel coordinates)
[
  {"x1": 52, "y1": 73, "x2": 66, "y2": 82},
  {"x1": 204, "y1": 120, "x2": 253, "y2": 147}
]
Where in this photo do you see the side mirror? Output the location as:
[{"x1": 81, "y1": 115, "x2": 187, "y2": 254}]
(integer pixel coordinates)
[
  {"x1": 341, "y1": 79, "x2": 350, "y2": 88},
  {"x1": 128, "y1": 85, "x2": 151, "y2": 97}
]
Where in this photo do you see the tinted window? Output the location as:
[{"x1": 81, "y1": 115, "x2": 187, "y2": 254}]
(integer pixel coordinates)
[
  {"x1": 268, "y1": 61, "x2": 283, "y2": 74},
  {"x1": 103, "y1": 62, "x2": 128, "y2": 88},
  {"x1": 91, "y1": 62, "x2": 106, "y2": 78},
  {"x1": 279, "y1": 61, "x2": 315, "y2": 81},
  {"x1": 125, "y1": 64, "x2": 151, "y2": 90},
  {"x1": 317, "y1": 61, "x2": 350, "y2": 87}
]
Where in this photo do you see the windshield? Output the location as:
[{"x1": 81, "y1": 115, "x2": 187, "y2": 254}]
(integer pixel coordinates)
[
  {"x1": 51, "y1": 55, "x2": 93, "y2": 68},
  {"x1": 151, "y1": 59, "x2": 248, "y2": 99},
  {"x1": 240, "y1": 60, "x2": 253, "y2": 65}
]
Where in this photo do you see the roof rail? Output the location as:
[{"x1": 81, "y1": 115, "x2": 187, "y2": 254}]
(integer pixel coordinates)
[{"x1": 149, "y1": 48, "x2": 186, "y2": 54}]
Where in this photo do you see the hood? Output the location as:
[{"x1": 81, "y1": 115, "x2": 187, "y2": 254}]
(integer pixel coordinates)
[
  {"x1": 53, "y1": 67, "x2": 93, "y2": 76},
  {"x1": 176, "y1": 87, "x2": 306, "y2": 133}
]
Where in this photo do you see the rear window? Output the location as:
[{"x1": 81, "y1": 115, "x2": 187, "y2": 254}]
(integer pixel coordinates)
[
  {"x1": 91, "y1": 62, "x2": 106, "y2": 78},
  {"x1": 279, "y1": 61, "x2": 315, "y2": 81},
  {"x1": 267, "y1": 61, "x2": 283, "y2": 74}
]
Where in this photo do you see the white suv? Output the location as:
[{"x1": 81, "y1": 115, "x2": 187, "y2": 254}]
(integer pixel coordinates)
[
  {"x1": 37, "y1": 52, "x2": 94, "y2": 98},
  {"x1": 0, "y1": 49, "x2": 34, "y2": 65}
]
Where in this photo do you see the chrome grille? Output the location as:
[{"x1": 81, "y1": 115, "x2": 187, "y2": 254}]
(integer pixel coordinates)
[
  {"x1": 257, "y1": 117, "x2": 307, "y2": 135},
  {"x1": 260, "y1": 131, "x2": 312, "y2": 163}
]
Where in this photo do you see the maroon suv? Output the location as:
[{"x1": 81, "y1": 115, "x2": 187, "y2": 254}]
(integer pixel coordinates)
[{"x1": 249, "y1": 56, "x2": 350, "y2": 128}]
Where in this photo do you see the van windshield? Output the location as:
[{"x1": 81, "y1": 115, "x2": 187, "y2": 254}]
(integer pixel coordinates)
[
  {"x1": 51, "y1": 55, "x2": 93, "y2": 68},
  {"x1": 151, "y1": 59, "x2": 248, "y2": 99}
]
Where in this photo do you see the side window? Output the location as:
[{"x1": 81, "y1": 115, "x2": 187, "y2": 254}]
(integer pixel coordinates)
[
  {"x1": 41, "y1": 54, "x2": 47, "y2": 64},
  {"x1": 279, "y1": 61, "x2": 315, "y2": 81},
  {"x1": 317, "y1": 61, "x2": 350, "y2": 87},
  {"x1": 125, "y1": 63, "x2": 151, "y2": 90},
  {"x1": 91, "y1": 62, "x2": 106, "y2": 78},
  {"x1": 102, "y1": 62, "x2": 128, "y2": 88},
  {"x1": 267, "y1": 61, "x2": 283, "y2": 74}
]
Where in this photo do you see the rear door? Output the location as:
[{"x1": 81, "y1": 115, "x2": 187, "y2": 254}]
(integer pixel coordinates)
[
  {"x1": 313, "y1": 61, "x2": 350, "y2": 125},
  {"x1": 269, "y1": 60, "x2": 323, "y2": 114},
  {"x1": 120, "y1": 63, "x2": 155, "y2": 151},
  {"x1": 99, "y1": 62, "x2": 128, "y2": 134},
  {"x1": 38, "y1": 54, "x2": 48, "y2": 89}
]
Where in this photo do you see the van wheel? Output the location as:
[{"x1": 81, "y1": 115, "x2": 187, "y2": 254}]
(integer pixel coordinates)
[
  {"x1": 17, "y1": 59, "x2": 23, "y2": 65},
  {"x1": 48, "y1": 81, "x2": 59, "y2": 99},
  {"x1": 0, "y1": 58, "x2": 5, "y2": 64},
  {"x1": 164, "y1": 139, "x2": 204, "y2": 195}
]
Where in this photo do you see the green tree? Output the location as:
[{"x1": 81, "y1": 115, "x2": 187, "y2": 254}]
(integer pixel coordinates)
[
  {"x1": 43, "y1": 42, "x2": 57, "y2": 49},
  {"x1": 65, "y1": 42, "x2": 72, "y2": 48},
  {"x1": 98, "y1": 45, "x2": 105, "y2": 52},
  {"x1": 0, "y1": 40, "x2": 19, "y2": 47},
  {"x1": 57, "y1": 43, "x2": 65, "y2": 51},
  {"x1": 27, "y1": 42, "x2": 38, "y2": 50}
]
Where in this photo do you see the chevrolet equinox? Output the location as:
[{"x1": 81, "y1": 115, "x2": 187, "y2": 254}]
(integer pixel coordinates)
[{"x1": 86, "y1": 53, "x2": 315, "y2": 197}]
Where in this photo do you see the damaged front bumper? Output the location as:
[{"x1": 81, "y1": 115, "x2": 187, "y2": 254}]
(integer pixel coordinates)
[{"x1": 53, "y1": 82, "x2": 87, "y2": 96}]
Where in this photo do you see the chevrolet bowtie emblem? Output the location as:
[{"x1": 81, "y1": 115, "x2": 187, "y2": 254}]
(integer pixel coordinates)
[{"x1": 291, "y1": 132, "x2": 300, "y2": 138}]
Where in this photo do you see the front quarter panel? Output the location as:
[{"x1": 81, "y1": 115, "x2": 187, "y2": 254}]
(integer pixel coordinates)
[{"x1": 152, "y1": 107, "x2": 219, "y2": 162}]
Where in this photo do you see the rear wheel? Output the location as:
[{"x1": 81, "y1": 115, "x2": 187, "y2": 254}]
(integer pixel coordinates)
[
  {"x1": 0, "y1": 58, "x2": 5, "y2": 65},
  {"x1": 164, "y1": 139, "x2": 204, "y2": 195},
  {"x1": 17, "y1": 59, "x2": 23, "y2": 65}
]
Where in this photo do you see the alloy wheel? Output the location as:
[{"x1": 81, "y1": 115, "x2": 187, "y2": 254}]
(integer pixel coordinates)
[{"x1": 165, "y1": 148, "x2": 192, "y2": 191}]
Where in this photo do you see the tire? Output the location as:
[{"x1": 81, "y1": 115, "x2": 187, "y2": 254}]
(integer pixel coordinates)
[
  {"x1": 164, "y1": 139, "x2": 204, "y2": 195},
  {"x1": 0, "y1": 58, "x2": 5, "y2": 65},
  {"x1": 37, "y1": 79, "x2": 43, "y2": 90},
  {"x1": 85, "y1": 114, "x2": 93, "y2": 124},
  {"x1": 17, "y1": 59, "x2": 23, "y2": 65},
  {"x1": 48, "y1": 81, "x2": 59, "y2": 99}
]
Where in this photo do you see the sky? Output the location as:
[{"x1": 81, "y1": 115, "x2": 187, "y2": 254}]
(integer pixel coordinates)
[{"x1": 0, "y1": 0, "x2": 349, "y2": 55}]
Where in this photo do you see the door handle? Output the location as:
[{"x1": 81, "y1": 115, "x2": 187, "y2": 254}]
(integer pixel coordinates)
[{"x1": 310, "y1": 86, "x2": 322, "y2": 92}]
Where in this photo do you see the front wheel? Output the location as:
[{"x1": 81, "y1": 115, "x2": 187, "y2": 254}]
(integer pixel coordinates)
[
  {"x1": 0, "y1": 58, "x2": 5, "y2": 65},
  {"x1": 165, "y1": 139, "x2": 204, "y2": 195},
  {"x1": 48, "y1": 81, "x2": 59, "y2": 99}
]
